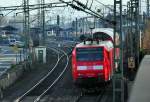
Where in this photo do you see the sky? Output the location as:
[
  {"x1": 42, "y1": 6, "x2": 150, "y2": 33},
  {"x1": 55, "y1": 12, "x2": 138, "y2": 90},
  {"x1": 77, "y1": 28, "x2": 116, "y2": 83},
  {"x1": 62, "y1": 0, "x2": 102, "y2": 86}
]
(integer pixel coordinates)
[
  {"x1": 0, "y1": 0, "x2": 146, "y2": 22},
  {"x1": 0, "y1": 0, "x2": 129, "y2": 7},
  {"x1": 0, "y1": 0, "x2": 130, "y2": 16}
]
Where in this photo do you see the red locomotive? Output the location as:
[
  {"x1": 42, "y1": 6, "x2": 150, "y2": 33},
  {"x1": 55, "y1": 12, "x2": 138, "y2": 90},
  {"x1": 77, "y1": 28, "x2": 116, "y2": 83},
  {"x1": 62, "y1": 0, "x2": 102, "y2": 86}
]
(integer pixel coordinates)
[{"x1": 72, "y1": 28, "x2": 119, "y2": 84}]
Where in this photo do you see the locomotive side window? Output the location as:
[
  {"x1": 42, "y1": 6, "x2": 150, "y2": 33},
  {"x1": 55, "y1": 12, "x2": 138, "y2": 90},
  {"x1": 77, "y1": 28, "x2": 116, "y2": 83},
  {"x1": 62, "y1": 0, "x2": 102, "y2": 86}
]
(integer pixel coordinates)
[{"x1": 76, "y1": 48, "x2": 103, "y2": 61}]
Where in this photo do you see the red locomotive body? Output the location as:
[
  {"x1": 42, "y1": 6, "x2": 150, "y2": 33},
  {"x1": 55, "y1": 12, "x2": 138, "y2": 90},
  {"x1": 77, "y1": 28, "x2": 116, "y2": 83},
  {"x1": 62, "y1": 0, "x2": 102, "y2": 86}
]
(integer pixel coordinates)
[{"x1": 72, "y1": 28, "x2": 119, "y2": 84}]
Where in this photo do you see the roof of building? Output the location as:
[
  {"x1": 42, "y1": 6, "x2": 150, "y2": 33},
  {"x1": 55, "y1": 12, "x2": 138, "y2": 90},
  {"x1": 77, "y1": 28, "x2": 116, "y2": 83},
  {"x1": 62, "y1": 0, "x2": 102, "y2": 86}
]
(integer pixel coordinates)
[
  {"x1": 45, "y1": 25, "x2": 63, "y2": 31},
  {"x1": 2, "y1": 25, "x2": 18, "y2": 31}
]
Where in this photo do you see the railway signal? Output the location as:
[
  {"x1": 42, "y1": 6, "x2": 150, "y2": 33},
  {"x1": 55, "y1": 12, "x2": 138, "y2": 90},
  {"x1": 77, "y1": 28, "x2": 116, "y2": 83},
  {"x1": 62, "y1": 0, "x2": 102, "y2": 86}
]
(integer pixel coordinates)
[{"x1": 128, "y1": 57, "x2": 135, "y2": 69}]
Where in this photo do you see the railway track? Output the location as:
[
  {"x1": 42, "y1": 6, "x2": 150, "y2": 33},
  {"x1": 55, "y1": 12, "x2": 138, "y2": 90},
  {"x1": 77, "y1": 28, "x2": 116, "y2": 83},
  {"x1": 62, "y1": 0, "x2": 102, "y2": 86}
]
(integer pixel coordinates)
[
  {"x1": 74, "y1": 84, "x2": 111, "y2": 102},
  {"x1": 14, "y1": 47, "x2": 70, "y2": 102}
]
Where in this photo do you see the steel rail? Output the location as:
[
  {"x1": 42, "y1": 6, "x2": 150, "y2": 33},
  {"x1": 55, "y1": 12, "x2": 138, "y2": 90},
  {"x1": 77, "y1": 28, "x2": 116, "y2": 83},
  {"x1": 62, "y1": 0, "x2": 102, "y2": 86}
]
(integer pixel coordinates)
[
  {"x1": 34, "y1": 47, "x2": 69, "y2": 102},
  {"x1": 14, "y1": 48, "x2": 61, "y2": 102},
  {"x1": 74, "y1": 84, "x2": 110, "y2": 102}
]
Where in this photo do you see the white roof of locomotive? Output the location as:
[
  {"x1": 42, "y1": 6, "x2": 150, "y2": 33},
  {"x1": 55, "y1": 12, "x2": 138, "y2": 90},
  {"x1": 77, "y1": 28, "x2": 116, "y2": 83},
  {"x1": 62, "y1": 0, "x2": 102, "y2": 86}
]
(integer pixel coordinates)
[
  {"x1": 92, "y1": 28, "x2": 116, "y2": 40},
  {"x1": 76, "y1": 41, "x2": 113, "y2": 51}
]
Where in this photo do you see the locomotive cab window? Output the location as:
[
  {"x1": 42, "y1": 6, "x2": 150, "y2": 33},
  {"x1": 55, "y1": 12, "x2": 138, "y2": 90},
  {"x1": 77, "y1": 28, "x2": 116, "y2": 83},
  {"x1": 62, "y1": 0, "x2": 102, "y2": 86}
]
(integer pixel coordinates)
[
  {"x1": 76, "y1": 47, "x2": 103, "y2": 61},
  {"x1": 93, "y1": 32, "x2": 111, "y2": 41}
]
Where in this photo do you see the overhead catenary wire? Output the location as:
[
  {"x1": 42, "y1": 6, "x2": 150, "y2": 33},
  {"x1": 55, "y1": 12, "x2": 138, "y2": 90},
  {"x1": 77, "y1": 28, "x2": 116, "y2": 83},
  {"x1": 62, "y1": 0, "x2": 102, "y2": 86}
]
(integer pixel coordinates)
[
  {"x1": 60, "y1": 0, "x2": 116, "y2": 25},
  {"x1": 86, "y1": 0, "x2": 89, "y2": 6},
  {"x1": 94, "y1": 0, "x2": 114, "y2": 12},
  {"x1": 89, "y1": 0, "x2": 94, "y2": 9},
  {"x1": 0, "y1": 3, "x2": 23, "y2": 22},
  {"x1": 15, "y1": 4, "x2": 67, "y2": 16},
  {"x1": 0, "y1": 2, "x2": 71, "y2": 11},
  {"x1": 0, "y1": 1, "x2": 69, "y2": 25}
]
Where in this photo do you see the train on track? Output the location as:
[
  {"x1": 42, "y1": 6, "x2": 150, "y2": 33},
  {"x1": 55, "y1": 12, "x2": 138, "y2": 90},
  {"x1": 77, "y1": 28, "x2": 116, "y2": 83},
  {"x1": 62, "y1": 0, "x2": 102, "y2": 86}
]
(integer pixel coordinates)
[{"x1": 72, "y1": 28, "x2": 120, "y2": 84}]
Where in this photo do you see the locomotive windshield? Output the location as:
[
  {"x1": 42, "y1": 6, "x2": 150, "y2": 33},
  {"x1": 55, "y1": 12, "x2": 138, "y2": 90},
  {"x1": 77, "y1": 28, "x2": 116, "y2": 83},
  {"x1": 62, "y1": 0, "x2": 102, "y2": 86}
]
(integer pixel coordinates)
[
  {"x1": 93, "y1": 32, "x2": 111, "y2": 41},
  {"x1": 76, "y1": 47, "x2": 103, "y2": 61}
]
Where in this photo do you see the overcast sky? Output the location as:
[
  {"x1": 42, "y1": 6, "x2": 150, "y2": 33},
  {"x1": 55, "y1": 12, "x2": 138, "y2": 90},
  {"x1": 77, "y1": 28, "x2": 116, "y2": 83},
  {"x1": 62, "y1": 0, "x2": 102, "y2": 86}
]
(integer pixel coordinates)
[
  {"x1": 0, "y1": 0, "x2": 146, "y2": 20},
  {"x1": 0, "y1": 0, "x2": 129, "y2": 6}
]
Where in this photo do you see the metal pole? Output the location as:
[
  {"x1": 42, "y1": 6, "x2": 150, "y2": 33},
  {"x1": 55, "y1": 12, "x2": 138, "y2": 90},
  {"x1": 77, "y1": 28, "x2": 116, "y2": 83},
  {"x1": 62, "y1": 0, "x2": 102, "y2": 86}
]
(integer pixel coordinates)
[
  {"x1": 130, "y1": 0, "x2": 134, "y2": 57},
  {"x1": 23, "y1": 0, "x2": 30, "y2": 65},
  {"x1": 57, "y1": 15, "x2": 60, "y2": 37},
  {"x1": 38, "y1": 0, "x2": 45, "y2": 46},
  {"x1": 42, "y1": 0, "x2": 45, "y2": 45},
  {"x1": 16, "y1": 52, "x2": 17, "y2": 64},
  {"x1": 147, "y1": 0, "x2": 149, "y2": 17},
  {"x1": 83, "y1": 18, "x2": 85, "y2": 35},
  {"x1": 113, "y1": 0, "x2": 124, "y2": 102},
  {"x1": 76, "y1": 18, "x2": 78, "y2": 37},
  {"x1": 20, "y1": 50, "x2": 22, "y2": 62},
  {"x1": 127, "y1": 2, "x2": 130, "y2": 55},
  {"x1": 94, "y1": 16, "x2": 96, "y2": 28},
  {"x1": 130, "y1": 0, "x2": 140, "y2": 66},
  {"x1": 139, "y1": 0, "x2": 141, "y2": 14},
  {"x1": 136, "y1": 0, "x2": 140, "y2": 66},
  {"x1": 120, "y1": 0, "x2": 123, "y2": 78}
]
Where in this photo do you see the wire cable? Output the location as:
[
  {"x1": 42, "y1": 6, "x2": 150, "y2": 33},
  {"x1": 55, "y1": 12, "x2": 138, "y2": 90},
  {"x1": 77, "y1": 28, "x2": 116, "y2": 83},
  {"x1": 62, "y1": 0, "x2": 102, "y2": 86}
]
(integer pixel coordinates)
[
  {"x1": 94, "y1": 0, "x2": 114, "y2": 11},
  {"x1": 60, "y1": 0, "x2": 116, "y2": 25},
  {"x1": 0, "y1": 3, "x2": 23, "y2": 22},
  {"x1": 90, "y1": 0, "x2": 94, "y2": 9},
  {"x1": 86, "y1": 0, "x2": 89, "y2": 6}
]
